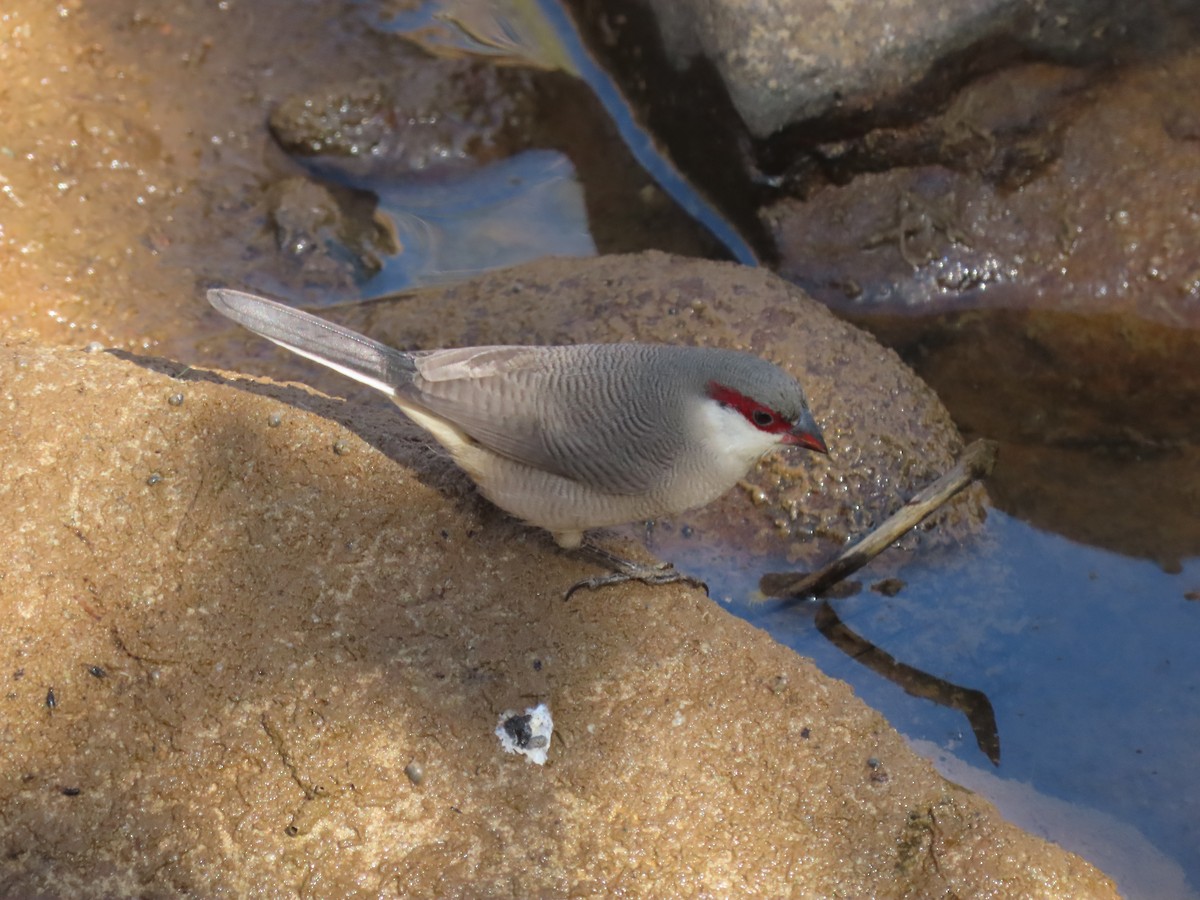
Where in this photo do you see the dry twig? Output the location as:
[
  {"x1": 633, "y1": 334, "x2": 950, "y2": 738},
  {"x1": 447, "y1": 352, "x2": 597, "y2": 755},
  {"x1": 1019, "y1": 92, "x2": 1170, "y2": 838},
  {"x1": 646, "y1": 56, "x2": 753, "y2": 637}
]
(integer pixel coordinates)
[{"x1": 763, "y1": 439, "x2": 998, "y2": 601}]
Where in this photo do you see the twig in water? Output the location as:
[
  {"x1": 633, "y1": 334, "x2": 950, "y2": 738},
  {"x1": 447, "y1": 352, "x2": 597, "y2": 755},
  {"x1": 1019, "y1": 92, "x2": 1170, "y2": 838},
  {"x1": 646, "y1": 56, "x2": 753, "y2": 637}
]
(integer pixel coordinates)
[{"x1": 762, "y1": 439, "x2": 998, "y2": 602}]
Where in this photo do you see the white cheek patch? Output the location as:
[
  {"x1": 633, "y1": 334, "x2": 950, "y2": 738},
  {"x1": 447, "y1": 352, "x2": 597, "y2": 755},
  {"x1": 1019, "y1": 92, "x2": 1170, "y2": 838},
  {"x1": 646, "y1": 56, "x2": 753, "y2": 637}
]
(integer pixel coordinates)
[{"x1": 699, "y1": 400, "x2": 783, "y2": 463}]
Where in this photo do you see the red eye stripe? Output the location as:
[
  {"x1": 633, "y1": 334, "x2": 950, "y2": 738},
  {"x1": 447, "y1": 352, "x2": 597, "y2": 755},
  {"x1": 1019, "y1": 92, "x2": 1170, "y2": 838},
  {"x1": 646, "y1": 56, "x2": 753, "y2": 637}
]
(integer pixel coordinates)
[{"x1": 707, "y1": 382, "x2": 793, "y2": 435}]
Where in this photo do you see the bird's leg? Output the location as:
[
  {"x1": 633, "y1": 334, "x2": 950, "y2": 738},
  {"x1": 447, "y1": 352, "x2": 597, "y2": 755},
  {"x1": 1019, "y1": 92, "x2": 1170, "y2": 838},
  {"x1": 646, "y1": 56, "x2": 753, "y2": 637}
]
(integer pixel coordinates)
[{"x1": 563, "y1": 542, "x2": 708, "y2": 600}]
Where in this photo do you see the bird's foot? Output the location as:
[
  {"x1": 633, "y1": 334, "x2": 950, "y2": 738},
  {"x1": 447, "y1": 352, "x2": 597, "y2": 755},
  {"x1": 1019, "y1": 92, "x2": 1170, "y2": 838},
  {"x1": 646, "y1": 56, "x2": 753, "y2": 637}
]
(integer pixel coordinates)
[{"x1": 564, "y1": 557, "x2": 707, "y2": 601}]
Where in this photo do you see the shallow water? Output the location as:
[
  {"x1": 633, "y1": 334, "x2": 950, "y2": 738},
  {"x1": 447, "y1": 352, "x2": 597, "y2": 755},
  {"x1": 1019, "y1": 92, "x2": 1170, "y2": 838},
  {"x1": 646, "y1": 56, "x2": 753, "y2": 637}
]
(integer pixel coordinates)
[
  {"x1": 368, "y1": 0, "x2": 758, "y2": 266},
  {"x1": 357, "y1": 149, "x2": 596, "y2": 295},
  {"x1": 702, "y1": 511, "x2": 1200, "y2": 899}
]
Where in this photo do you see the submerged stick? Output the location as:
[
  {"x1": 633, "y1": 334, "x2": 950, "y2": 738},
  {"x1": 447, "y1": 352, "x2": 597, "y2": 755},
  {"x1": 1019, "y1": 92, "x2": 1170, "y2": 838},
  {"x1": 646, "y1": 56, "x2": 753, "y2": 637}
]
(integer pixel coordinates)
[
  {"x1": 764, "y1": 439, "x2": 998, "y2": 602},
  {"x1": 812, "y1": 602, "x2": 1000, "y2": 764}
]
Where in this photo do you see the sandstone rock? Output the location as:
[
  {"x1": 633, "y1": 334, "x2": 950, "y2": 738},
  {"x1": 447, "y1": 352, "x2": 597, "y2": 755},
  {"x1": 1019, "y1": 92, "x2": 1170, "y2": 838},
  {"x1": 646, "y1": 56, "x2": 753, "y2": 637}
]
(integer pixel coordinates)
[{"x1": 0, "y1": 338, "x2": 1114, "y2": 897}]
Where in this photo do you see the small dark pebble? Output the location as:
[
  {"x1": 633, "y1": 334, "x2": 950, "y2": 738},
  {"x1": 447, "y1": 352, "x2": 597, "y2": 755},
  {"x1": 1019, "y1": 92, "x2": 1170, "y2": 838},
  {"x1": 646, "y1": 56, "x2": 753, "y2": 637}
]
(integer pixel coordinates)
[
  {"x1": 60, "y1": 786, "x2": 81, "y2": 797},
  {"x1": 146, "y1": 472, "x2": 163, "y2": 486},
  {"x1": 532, "y1": 659, "x2": 542, "y2": 671},
  {"x1": 332, "y1": 441, "x2": 349, "y2": 456},
  {"x1": 502, "y1": 713, "x2": 535, "y2": 749},
  {"x1": 87, "y1": 665, "x2": 106, "y2": 679},
  {"x1": 404, "y1": 761, "x2": 424, "y2": 785},
  {"x1": 871, "y1": 578, "x2": 905, "y2": 597},
  {"x1": 800, "y1": 726, "x2": 811, "y2": 739},
  {"x1": 45, "y1": 687, "x2": 56, "y2": 710}
]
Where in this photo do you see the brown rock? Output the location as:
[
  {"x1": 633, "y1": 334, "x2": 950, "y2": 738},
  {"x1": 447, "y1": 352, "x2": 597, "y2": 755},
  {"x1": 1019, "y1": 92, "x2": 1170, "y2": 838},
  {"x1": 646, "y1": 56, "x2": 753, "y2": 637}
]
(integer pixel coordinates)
[
  {"x1": 769, "y1": 53, "x2": 1200, "y2": 561},
  {"x1": 268, "y1": 70, "x2": 532, "y2": 173},
  {"x1": 771, "y1": 55, "x2": 1200, "y2": 443},
  {"x1": 0, "y1": 340, "x2": 1114, "y2": 897}
]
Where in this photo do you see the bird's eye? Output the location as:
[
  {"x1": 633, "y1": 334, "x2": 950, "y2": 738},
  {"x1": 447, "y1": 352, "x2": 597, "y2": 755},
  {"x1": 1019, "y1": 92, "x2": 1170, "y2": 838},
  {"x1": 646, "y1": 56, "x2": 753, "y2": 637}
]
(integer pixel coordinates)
[{"x1": 752, "y1": 409, "x2": 774, "y2": 428}]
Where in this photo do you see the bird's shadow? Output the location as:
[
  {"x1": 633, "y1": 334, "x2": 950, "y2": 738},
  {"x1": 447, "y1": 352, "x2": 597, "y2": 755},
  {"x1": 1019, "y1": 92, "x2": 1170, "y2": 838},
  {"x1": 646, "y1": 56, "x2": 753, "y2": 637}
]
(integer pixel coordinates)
[{"x1": 106, "y1": 347, "x2": 541, "y2": 548}]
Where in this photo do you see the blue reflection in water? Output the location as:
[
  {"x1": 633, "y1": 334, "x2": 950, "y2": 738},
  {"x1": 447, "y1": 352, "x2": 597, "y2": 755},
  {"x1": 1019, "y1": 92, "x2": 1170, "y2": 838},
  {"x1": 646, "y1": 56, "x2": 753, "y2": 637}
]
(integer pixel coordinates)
[
  {"x1": 365, "y1": 0, "x2": 559, "y2": 64},
  {"x1": 366, "y1": 0, "x2": 759, "y2": 266},
  {"x1": 703, "y1": 511, "x2": 1200, "y2": 898},
  {"x1": 354, "y1": 149, "x2": 596, "y2": 296}
]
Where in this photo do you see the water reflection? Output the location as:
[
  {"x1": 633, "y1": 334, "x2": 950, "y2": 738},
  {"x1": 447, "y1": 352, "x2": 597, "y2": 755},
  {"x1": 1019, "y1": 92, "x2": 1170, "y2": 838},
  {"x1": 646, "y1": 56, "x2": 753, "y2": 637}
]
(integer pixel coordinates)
[
  {"x1": 370, "y1": 0, "x2": 571, "y2": 69},
  {"x1": 810, "y1": 600, "x2": 1001, "y2": 764},
  {"x1": 350, "y1": 149, "x2": 596, "y2": 295},
  {"x1": 366, "y1": 0, "x2": 759, "y2": 266},
  {"x1": 673, "y1": 510, "x2": 1200, "y2": 899}
]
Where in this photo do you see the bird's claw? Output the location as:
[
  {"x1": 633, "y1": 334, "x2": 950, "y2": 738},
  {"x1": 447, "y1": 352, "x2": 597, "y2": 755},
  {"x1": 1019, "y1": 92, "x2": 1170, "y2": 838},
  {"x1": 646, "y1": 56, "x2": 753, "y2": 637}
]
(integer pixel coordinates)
[{"x1": 563, "y1": 563, "x2": 708, "y2": 601}]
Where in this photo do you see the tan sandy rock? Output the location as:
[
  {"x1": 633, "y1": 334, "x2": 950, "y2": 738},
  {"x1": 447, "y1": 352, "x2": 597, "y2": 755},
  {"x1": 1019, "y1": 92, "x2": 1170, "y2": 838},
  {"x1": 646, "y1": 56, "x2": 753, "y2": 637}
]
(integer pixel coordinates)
[{"x1": 0, "y1": 333, "x2": 1115, "y2": 897}]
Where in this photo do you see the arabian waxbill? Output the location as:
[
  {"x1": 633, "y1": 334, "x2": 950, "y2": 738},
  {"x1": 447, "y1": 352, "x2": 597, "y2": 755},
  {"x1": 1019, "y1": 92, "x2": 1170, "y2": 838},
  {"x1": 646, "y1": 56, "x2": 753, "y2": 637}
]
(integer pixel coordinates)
[{"x1": 207, "y1": 288, "x2": 828, "y2": 589}]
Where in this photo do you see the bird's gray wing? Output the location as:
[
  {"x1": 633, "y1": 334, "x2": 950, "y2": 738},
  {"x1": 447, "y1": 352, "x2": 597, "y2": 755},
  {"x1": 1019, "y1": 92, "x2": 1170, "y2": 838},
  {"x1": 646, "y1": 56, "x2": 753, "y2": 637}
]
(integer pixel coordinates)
[
  {"x1": 207, "y1": 293, "x2": 679, "y2": 496},
  {"x1": 404, "y1": 345, "x2": 675, "y2": 495}
]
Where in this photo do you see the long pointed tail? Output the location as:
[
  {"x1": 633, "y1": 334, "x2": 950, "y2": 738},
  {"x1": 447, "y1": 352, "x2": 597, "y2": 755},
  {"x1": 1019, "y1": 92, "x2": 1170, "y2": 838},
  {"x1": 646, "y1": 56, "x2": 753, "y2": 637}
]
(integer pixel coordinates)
[{"x1": 207, "y1": 288, "x2": 415, "y2": 396}]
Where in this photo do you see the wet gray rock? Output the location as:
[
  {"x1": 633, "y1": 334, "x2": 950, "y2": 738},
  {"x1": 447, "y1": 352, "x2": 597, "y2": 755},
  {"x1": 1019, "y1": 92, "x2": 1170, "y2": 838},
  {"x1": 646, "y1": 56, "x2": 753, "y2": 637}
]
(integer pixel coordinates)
[
  {"x1": 269, "y1": 68, "x2": 534, "y2": 176},
  {"x1": 266, "y1": 176, "x2": 392, "y2": 287},
  {"x1": 642, "y1": 0, "x2": 1180, "y2": 136}
]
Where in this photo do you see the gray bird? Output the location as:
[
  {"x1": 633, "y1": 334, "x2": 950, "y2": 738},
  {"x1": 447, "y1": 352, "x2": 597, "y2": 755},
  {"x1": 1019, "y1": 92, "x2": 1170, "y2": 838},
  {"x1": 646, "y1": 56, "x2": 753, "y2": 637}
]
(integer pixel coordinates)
[{"x1": 207, "y1": 288, "x2": 827, "y2": 592}]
